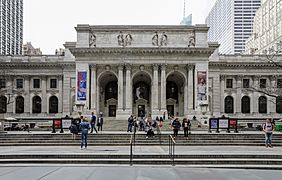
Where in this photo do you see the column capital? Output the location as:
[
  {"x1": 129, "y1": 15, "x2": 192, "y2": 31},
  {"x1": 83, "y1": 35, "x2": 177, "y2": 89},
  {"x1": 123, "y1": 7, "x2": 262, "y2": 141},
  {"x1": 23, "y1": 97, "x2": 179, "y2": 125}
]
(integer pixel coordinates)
[
  {"x1": 118, "y1": 64, "x2": 124, "y2": 70},
  {"x1": 125, "y1": 63, "x2": 132, "y2": 70},
  {"x1": 220, "y1": 74, "x2": 226, "y2": 81},
  {"x1": 160, "y1": 64, "x2": 167, "y2": 70},
  {"x1": 186, "y1": 64, "x2": 194, "y2": 70},
  {"x1": 252, "y1": 75, "x2": 260, "y2": 81},
  {"x1": 89, "y1": 64, "x2": 97, "y2": 70},
  {"x1": 235, "y1": 75, "x2": 243, "y2": 81},
  {"x1": 270, "y1": 75, "x2": 278, "y2": 81},
  {"x1": 153, "y1": 64, "x2": 159, "y2": 71}
]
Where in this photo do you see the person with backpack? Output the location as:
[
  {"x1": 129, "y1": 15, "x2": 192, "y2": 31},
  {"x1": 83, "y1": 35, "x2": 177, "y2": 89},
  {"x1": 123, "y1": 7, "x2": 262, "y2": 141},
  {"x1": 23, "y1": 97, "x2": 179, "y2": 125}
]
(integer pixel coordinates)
[
  {"x1": 263, "y1": 118, "x2": 274, "y2": 148},
  {"x1": 90, "y1": 112, "x2": 98, "y2": 133},
  {"x1": 79, "y1": 116, "x2": 90, "y2": 149},
  {"x1": 172, "y1": 118, "x2": 181, "y2": 139}
]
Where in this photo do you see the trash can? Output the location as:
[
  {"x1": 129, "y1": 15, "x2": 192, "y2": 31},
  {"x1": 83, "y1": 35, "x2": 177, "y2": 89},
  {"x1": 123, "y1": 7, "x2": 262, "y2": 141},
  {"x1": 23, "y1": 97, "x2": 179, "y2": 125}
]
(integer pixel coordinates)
[{"x1": 275, "y1": 124, "x2": 282, "y2": 132}]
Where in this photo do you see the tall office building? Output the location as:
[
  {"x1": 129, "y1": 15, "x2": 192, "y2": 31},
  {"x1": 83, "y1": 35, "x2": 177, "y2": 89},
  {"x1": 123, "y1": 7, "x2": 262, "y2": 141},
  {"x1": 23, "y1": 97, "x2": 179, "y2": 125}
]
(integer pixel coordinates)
[
  {"x1": 0, "y1": 0, "x2": 23, "y2": 55},
  {"x1": 180, "y1": 14, "x2": 192, "y2": 26},
  {"x1": 206, "y1": 0, "x2": 261, "y2": 54},
  {"x1": 245, "y1": 0, "x2": 282, "y2": 54}
]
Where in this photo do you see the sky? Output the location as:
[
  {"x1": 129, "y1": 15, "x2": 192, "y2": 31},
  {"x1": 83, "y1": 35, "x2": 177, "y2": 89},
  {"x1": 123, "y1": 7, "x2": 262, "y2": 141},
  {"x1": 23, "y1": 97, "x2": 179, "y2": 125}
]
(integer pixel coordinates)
[{"x1": 23, "y1": 0, "x2": 216, "y2": 54}]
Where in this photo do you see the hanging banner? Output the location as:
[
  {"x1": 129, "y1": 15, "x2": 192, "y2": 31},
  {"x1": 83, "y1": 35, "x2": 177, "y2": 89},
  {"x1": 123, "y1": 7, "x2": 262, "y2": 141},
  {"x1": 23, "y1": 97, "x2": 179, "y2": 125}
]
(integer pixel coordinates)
[
  {"x1": 197, "y1": 71, "x2": 207, "y2": 101},
  {"x1": 77, "y1": 71, "x2": 87, "y2": 101}
]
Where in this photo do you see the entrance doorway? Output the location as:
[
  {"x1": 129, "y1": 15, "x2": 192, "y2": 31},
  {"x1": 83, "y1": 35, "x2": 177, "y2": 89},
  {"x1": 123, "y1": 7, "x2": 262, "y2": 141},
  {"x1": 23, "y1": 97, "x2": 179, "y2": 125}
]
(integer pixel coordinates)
[
  {"x1": 167, "y1": 105, "x2": 174, "y2": 117},
  {"x1": 138, "y1": 105, "x2": 145, "y2": 117},
  {"x1": 109, "y1": 105, "x2": 116, "y2": 117}
]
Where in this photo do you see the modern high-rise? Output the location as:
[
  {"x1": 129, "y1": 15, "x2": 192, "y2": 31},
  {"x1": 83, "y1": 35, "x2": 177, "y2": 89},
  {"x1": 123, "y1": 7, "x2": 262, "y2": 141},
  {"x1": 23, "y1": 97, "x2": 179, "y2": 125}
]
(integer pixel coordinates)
[
  {"x1": 0, "y1": 0, "x2": 23, "y2": 55},
  {"x1": 180, "y1": 14, "x2": 192, "y2": 26},
  {"x1": 206, "y1": 0, "x2": 261, "y2": 54},
  {"x1": 245, "y1": 0, "x2": 282, "y2": 54}
]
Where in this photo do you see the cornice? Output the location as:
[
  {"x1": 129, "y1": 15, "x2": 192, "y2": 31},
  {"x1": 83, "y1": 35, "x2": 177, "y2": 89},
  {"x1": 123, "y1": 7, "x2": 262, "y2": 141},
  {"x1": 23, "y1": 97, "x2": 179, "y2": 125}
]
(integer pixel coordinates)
[
  {"x1": 69, "y1": 47, "x2": 216, "y2": 57},
  {"x1": 209, "y1": 62, "x2": 279, "y2": 68},
  {"x1": 0, "y1": 62, "x2": 75, "y2": 68}
]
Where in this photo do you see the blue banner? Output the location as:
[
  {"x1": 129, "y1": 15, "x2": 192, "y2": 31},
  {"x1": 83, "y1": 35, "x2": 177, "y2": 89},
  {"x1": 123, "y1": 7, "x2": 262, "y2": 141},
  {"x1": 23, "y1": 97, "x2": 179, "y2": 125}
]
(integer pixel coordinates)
[{"x1": 77, "y1": 71, "x2": 87, "y2": 101}]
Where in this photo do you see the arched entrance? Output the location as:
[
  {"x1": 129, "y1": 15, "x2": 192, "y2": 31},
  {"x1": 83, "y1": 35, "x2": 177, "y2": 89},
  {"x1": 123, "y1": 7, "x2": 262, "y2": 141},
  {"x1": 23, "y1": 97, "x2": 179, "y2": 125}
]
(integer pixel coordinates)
[
  {"x1": 166, "y1": 72, "x2": 186, "y2": 117},
  {"x1": 132, "y1": 72, "x2": 151, "y2": 117},
  {"x1": 98, "y1": 72, "x2": 118, "y2": 117}
]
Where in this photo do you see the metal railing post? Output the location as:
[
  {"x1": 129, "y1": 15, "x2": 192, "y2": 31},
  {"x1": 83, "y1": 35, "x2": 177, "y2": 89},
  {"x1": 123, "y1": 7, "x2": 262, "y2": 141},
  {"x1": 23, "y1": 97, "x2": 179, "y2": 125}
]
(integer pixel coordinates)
[{"x1": 130, "y1": 135, "x2": 133, "y2": 166}]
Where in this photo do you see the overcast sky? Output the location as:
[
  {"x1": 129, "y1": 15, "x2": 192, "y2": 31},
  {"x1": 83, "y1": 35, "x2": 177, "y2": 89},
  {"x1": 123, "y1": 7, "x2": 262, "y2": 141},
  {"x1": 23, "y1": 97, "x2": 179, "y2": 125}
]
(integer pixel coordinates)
[{"x1": 23, "y1": 0, "x2": 216, "y2": 54}]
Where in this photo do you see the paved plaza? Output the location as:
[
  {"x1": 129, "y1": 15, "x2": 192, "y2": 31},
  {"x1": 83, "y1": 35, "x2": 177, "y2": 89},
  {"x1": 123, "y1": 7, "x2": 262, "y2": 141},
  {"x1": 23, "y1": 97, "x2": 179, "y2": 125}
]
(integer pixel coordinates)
[{"x1": 0, "y1": 166, "x2": 282, "y2": 180}]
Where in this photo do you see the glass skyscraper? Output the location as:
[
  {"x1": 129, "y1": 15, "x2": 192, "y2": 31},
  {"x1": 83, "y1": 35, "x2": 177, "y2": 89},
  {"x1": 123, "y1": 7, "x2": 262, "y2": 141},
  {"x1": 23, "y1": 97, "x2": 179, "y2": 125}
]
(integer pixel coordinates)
[
  {"x1": 206, "y1": 0, "x2": 261, "y2": 54},
  {"x1": 0, "y1": 0, "x2": 23, "y2": 55}
]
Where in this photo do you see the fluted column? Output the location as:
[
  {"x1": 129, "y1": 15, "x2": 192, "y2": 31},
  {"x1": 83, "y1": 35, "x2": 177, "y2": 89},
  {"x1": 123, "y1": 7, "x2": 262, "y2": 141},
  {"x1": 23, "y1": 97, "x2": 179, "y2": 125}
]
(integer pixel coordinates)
[
  {"x1": 236, "y1": 75, "x2": 242, "y2": 114},
  {"x1": 6, "y1": 77, "x2": 13, "y2": 113},
  {"x1": 252, "y1": 76, "x2": 259, "y2": 114},
  {"x1": 187, "y1": 65, "x2": 194, "y2": 112},
  {"x1": 160, "y1": 64, "x2": 166, "y2": 111},
  {"x1": 125, "y1": 64, "x2": 132, "y2": 113},
  {"x1": 152, "y1": 64, "x2": 159, "y2": 113},
  {"x1": 41, "y1": 76, "x2": 47, "y2": 113},
  {"x1": 220, "y1": 75, "x2": 225, "y2": 113},
  {"x1": 90, "y1": 64, "x2": 97, "y2": 111},
  {"x1": 270, "y1": 75, "x2": 277, "y2": 114},
  {"x1": 58, "y1": 75, "x2": 63, "y2": 113},
  {"x1": 24, "y1": 76, "x2": 30, "y2": 113},
  {"x1": 118, "y1": 65, "x2": 124, "y2": 111}
]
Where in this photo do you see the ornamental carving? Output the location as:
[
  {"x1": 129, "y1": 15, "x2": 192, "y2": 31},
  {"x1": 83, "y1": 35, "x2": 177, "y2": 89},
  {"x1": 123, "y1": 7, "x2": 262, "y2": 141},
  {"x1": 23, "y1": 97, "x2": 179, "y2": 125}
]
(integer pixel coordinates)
[
  {"x1": 188, "y1": 32, "x2": 195, "y2": 47},
  {"x1": 89, "y1": 31, "x2": 96, "y2": 47},
  {"x1": 152, "y1": 32, "x2": 167, "y2": 47},
  {"x1": 117, "y1": 31, "x2": 132, "y2": 47}
]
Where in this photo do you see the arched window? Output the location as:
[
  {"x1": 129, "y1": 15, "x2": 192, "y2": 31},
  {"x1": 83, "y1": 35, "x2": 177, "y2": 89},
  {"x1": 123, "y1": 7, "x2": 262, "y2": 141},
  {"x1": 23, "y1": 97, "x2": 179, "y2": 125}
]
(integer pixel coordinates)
[
  {"x1": 0, "y1": 96, "x2": 7, "y2": 113},
  {"x1": 166, "y1": 81, "x2": 178, "y2": 102},
  {"x1": 259, "y1": 96, "x2": 267, "y2": 113},
  {"x1": 15, "y1": 96, "x2": 24, "y2": 114},
  {"x1": 241, "y1": 96, "x2": 250, "y2": 113},
  {"x1": 224, "y1": 96, "x2": 234, "y2": 113},
  {"x1": 49, "y1": 96, "x2": 58, "y2": 113},
  {"x1": 276, "y1": 96, "x2": 282, "y2": 113},
  {"x1": 105, "y1": 81, "x2": 118, "y2": 102},
  {"x1": 32, "y1": 96, "x2": 42, "y2": 113}
]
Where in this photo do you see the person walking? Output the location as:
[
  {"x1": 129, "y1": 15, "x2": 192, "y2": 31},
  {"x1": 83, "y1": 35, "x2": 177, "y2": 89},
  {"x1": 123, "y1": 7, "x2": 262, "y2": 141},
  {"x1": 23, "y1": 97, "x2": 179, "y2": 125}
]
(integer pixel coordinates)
[
  {"x1": 127, "y1": 115, "x2": 133, "y2": 132},
  {"x1": 69, "y1": 118, "x2": 79, "y2": 140},
  {"x1": 263, "y1": 118, "x2": 274, "y2": 148},
  {"x1": 79, "y1": 116, "x2": 90, "y2": 149},
  {"x1": 97, "y1": 112, "x2": 104, "y2": 132},
  {"x1": 90, "y1": 112, "x2": 98, "y2": 133},
  {"x1": 182, "y1": 118, "x2": 190, "y2": 139},
  {"x1": 172, "y1": 118, "x2": 181, "y2": 139}
]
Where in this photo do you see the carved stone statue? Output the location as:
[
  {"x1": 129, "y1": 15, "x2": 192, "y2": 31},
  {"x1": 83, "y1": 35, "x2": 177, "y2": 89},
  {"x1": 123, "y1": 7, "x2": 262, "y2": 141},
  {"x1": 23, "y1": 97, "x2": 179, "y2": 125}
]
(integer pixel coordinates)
[
  {"x1": 160, "y1": 32, "x2": 167, "y2": 46},
  {"x1": 188, "y1": 33, "x2": 195, "y2": 47},
  {"x1": 125, "y1": 33, "x2": 133, "y2": 46},
  {"x1": 117, "y1": 31, "x2": 124, "y2": 46},
  {"x1": 89, "y1": 31, "x2": 96, "y2": 47},
  {"x1": 152, "y1": 32, "x2": 158, "y2": 46}
]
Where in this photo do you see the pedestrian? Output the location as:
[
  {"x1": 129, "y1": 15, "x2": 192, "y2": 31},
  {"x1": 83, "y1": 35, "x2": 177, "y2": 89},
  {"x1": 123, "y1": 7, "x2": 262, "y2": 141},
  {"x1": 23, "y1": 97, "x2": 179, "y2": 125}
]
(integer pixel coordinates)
[
  {"x1": 263, "y1": 118, "x2": 274, "y2": 148},
  {"x1": 159, "y1": 116, "x2": 164, "y2": 128},
  {"x1": 182, "y1": 118, "x2": 191, "y2": 139},
  {"x1": 90, "y1": 112, "x2": 98, "y2": 133},
  {"x1": 69, "y1": 118, "x2": 79, "y2": 140},
  {"x1": 127, "y1": 115, "x2": 133, "y2": 132},
  {"x1": 97, "y1": 112, "x2": 104, "y2": 132},
  {"x1": 163, "y1": 111, "x2": 166, "y2": 121},
  {"x1": 146, "y1": 122, "x2": 155, "y2": 139},
  {"x1": 79, "y1": 116, "x2": 90, "y2": 149},
  {"x1": 172, "y1": 118, "x2": 181, "y2": 139}
]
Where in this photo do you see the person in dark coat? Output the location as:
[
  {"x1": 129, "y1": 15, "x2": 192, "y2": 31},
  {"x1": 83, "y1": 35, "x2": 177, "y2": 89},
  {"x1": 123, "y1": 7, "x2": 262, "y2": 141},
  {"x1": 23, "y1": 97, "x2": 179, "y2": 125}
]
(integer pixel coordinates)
[
  {"x1": 97, "y1": 112, "x2": 104, "y2": 132},
  {"x1": 79, "y1": 116, "x2": 90, "y2": 149},
  {"x1": 172, "y1": 118, "x2": 181, "y2": 138},
  {"x1": 69, "y1": 118, "x2": 79, "y2": 140},
  {"x1": 90, "y1": 112, "x2": 98, "y2": 133}
]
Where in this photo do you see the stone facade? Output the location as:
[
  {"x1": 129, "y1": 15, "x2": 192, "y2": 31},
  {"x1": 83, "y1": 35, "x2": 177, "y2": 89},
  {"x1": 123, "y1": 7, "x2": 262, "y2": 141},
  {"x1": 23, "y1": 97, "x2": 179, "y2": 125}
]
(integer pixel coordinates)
[{"x1": 0, "y1": 24, "x2": 282, "y2": 120}]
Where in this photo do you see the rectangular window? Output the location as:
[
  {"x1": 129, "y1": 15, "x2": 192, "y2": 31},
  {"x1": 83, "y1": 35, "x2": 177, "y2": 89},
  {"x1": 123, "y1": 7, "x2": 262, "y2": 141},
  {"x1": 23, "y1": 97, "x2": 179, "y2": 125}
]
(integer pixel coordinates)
[
  {"x1": 260, "y1": 79, "x2": 267, "y2": 88},
  {"x1": 50, "y1": 79, "x2": 57, "y2": 89},
  {"x1": 0, "y1": 79, "x2": 5, "y2": 88},
  {"x1": 277, "y1": 79, "x2": 282, "y2": 88},
  {"x1": 243, "y1": 79, "x2": 250, "y2": 88},
  {"x1": 16, "y1": 79, "x2": 23, "y2": 89},
  {"x1": 226, "y1": 79, "x2": 233, "y2": 88},
  {"x1": 33, "y1": 79, "x2": 40, "y2": 88}
]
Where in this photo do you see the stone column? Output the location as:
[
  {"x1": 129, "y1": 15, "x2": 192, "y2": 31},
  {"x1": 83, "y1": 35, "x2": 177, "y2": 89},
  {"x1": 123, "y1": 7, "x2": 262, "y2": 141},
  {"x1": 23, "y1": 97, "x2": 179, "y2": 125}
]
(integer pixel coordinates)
[
  {"x1": 160, "y1": 64, "x2": 166, "y2": 112},
  {"x1": 236, "y1": 75, "x2": 242, "y2": 114},
  {"x1": 152, "y1": 64, "x2": 159, "y2": 114},
  {"x1": 6, "y1": 77, "x2": 13, "y2": 113},
  {"x1": 117, "y1": 65, "x2": 124, "y2": 111},
  {"x1": 41, "y1": 76, "x2": 47, "y2": 113},
  {"x1": 58, "y1": 75, "x2": 63, "y2": 113},
  {"x1": 220, "y1": 75, "x2": 225, "y2": 113},
  {"x1": 90, "y1": 64, "x2": 97, "y2": 112},
  {"x1": 125, "y1": 64, "x2": 132, "y2": 114},
  {"x1": 212, "y1": 75, "x2": 221, "y2": 117},
  {"x1": 187, "y1": 65, "x2": 194, "y2": 112},
  {"x1": 252, "y1": 76, "x2": 259, "y2": 114},
  {"x1": 24, "y1": 76, "x2": 30, "y2": 114},
  {"x1": 270, "y1": 75, "x2": 277, "y2": 114},
  {"x1": 62, "y1": 73, "x2": 71, "y2": 115},
  {"x1": 184, "y1": 66, "x2": 188, "y2": 115}
]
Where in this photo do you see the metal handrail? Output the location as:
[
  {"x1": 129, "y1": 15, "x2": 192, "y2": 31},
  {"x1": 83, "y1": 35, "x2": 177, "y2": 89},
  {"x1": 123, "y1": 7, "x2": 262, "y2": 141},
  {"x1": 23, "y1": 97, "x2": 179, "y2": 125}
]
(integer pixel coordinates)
[
  {"x1": 129, "y1": 134, "x2": 133, "y2": 166},
  {"x1": 168, "y1": 135, "x2": 176, "y2": 166}
]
